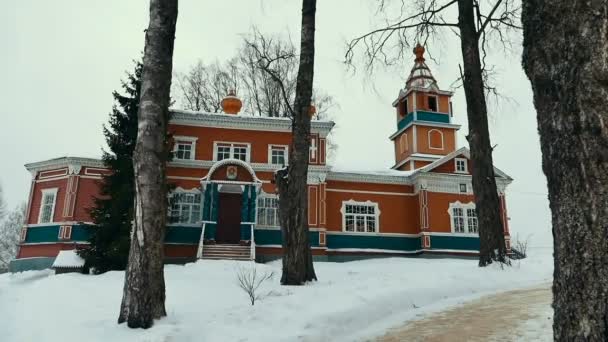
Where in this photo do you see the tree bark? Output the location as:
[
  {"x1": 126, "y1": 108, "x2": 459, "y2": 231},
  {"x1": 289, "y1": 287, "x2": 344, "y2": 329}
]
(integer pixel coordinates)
[
  {"x1": 117, "y1": 0, "x2": 178, "y2": 329},
  {"x1": 522, "y1": 1, "x2": 608, "y2": 340},
  {"x1": 275, "y1": 0, "x2": 317, "y2": 285},
  {"x1": 457, "y1": 0, "x2": 508, "y2": 267}
]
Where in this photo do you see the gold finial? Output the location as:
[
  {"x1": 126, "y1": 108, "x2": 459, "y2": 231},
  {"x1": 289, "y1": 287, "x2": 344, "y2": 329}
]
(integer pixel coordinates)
[{"x1": 414, "y1": 43, "x2": 425, "y2": 62}]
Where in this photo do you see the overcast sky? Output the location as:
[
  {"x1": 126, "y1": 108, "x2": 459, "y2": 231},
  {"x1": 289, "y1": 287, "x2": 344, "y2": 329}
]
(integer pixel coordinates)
[{"x1": 0, "y1": 0, "x2": 551, "y2": 246}]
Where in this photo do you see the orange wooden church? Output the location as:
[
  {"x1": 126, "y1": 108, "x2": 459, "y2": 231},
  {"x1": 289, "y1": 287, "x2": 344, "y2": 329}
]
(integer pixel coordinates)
[{"x1": 10, "y1": 45, "x2": 513, "y2": 272}]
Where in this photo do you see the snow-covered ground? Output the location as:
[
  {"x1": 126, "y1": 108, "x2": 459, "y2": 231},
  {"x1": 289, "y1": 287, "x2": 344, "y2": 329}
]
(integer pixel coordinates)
[{"x1": 0, "y1": 248, "x2": 552, "y2": 342}]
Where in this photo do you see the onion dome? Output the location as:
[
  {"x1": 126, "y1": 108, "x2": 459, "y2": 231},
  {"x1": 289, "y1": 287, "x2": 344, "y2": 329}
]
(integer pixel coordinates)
[
  {"x1": 405, "y1": 43, "x2": 439, "y2": 91},
  {"x1": 221, "y1": 90, "x2": 242, "y2": 115}
]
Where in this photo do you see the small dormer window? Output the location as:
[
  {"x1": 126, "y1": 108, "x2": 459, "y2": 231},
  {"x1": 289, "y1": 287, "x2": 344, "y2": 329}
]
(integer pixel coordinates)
[
  {"x1": 455, "y1": 158, "x2": 468, "y2": 173},
  {"x1": 428, "y1": 96, "x2": 438, "y2": 112}
]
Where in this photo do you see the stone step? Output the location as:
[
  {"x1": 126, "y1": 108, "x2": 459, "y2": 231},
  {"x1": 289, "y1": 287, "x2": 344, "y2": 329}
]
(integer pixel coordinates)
[
  {"x1": 203, "y1": 253, "x2": 250, "y2": 258},
  {"x1": 203, "y1": 247, "x2": 250, "y2": 251},
  {"x1": 202, "y1": 255, "x2": 252, "y2": 261}
]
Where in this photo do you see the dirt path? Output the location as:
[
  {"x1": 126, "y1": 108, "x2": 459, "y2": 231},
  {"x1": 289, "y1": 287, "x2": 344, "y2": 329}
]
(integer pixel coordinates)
[{"x1": 376, "y1": 286, "x2": 552, "y2": 342}]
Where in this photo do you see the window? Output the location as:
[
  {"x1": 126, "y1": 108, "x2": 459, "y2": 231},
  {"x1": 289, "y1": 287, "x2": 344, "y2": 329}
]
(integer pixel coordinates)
[
  {"x1": 466, "y1": 208, "x2": 478, "y2": 233},
  {"x1": 342, "y1": 201, "x2": 379, "y2": 233},
  {"x1": 428, "y1": 129, "x2": 444, "y2": 150},
  {"x1": 459, "y1": 183, "x2": 467, "y2": 193},
  {"x1": 257, "y1": 196, "x2": 280, "y2": 227},
  {"x1": 58, "y1": 225, "x2": 72, "y2": 240},
  {"x1": 399, "y1": 134, "x2": 408, "y2": 153},
  {"x1": 428, "y1": 95, "x2": 438, "y2": 112},
  {"x1": 215, "y1": 142, "x2": 250, "y2": 162},
  {"x1": 233, "y1": 146, "x2": 248, "y2": 161},
  {"x1": 173, "y1": 136, "x2": 197, "y2": 161},
  {"x1": 169, "y1": 192, "x2": 201, "y2": 224},
  {"x1": 269, "y1": 145, "x2": 288, "y2": 166},
  {"x1": 38, "y1": 188, "x2": 57, "y2": 223},
  {"x1": 398, "y1": 99, "x2": 408, "y2": 117},
  {"x1": 449, "y1": 202, "x2": 478, "y2": 234},
  {"x1": 175, "y1": 142, "x2": 193, "y2": 160},
  {"x1": 217, "y1": 145, "x2": 231, "y2": 161},
  {"x1": 452, "y1": 207, "x2": 465, "y2": 233},
  {"x1": 455, "y1": 158, "x2": 468, "y2": 173}
]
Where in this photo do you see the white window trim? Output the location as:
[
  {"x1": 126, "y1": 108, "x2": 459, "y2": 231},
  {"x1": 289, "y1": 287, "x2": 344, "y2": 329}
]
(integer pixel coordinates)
[
  {"x1": 58, "y1": 225, "x2": 72, "y2": 240},
  {"x1": 340, "y1": 199, "x2": 381, "y2": 234},
  {"x1": 455, "y1": 157, "x2": 468, "y2": 174},
  {"x1": 427, "y1": 94, "x2": 439, "y2": 112},
  {"x1": 173, "y1": 136, "x2": 198, "y2": 161},
  {"x1": 459, "y1": 183, "x2": 467, "y2": 193},
  {"x1": 169, "y1": 187, "x2": 203, "y2": 225},
  {"x1": 213, "y1": 141, "x2": 251, "y2": 162},
  {"x1": 268, "y1": 145, "x2": 289, "y2": 166},
  {"x1": 447, "y1": 201, "x2": 478, "y2": 235},
  {"x1": 428, "y1": 129, "x2": 444, "y2": 150},
  {"x1": 37, "y1": 188, "x2": 58, "y2": 224},
  {"x1": 20, "y1": 226, "x2": 27, "y2": 242}
]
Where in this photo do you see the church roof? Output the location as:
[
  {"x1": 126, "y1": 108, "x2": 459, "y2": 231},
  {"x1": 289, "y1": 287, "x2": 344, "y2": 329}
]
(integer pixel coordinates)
[
  {"x1": 392, "y1": 44, "x2": 453, "y2": 107},
  {"x1": 405, "y1": 44, "x2": 439, "y2": 91}
]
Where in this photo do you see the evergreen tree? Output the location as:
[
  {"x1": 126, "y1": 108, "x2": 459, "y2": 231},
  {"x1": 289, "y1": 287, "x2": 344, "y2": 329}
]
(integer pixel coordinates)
[{"x1": 78, "y1": 60, "x2": 142, "y2": 274}]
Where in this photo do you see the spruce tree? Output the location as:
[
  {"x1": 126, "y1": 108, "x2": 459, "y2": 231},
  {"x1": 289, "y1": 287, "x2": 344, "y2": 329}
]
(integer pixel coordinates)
[{"x1": 79, "y1": 61, "x2": 142, "y2": 274}]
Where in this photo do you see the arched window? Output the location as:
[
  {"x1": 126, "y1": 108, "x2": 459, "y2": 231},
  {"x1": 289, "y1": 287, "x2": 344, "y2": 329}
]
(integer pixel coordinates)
[
  {"x1": 428, "y1": 129, "x2": 444, "y2": 150},
  {"x1": 399, "y1": 133, "x2": 408, "y2": 153}
]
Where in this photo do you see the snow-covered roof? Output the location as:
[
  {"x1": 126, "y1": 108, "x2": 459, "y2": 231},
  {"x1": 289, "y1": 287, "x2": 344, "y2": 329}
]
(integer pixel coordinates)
[
  {"x1": 170, "y1": 109, "x2": 335, "y2": 137},
  {"x1": 25, "y1": 156, "x2": 105, "y2": 173},
  {"x1": 52, "y1": 250, "x2": 85, "y2": 269},
  {"x1": 416, "y1": 147, "x2": 513, "y2": 181},
  {"x1": 333, "y1": 147, "x2": 512, "y2": 184},
  {"x1": 327, "y1": 166, "x2": 416, "y2": 185}
]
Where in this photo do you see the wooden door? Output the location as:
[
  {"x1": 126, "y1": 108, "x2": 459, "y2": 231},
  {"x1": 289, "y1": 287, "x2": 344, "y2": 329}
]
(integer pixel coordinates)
[{"x1": 216, "y1": 193, "x2": 242, "y2": 243}]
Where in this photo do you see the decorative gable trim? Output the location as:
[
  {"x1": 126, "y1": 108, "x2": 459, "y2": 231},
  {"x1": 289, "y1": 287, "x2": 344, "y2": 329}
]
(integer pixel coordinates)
[{"x1": 418, "y1": 147, "x2": 512, "y2": 180}]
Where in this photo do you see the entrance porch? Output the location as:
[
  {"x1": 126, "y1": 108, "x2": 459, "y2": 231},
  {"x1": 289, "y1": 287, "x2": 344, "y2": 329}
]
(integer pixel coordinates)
[{"x1": 196, "y1": 159, "x2": 263, "y2": 260}]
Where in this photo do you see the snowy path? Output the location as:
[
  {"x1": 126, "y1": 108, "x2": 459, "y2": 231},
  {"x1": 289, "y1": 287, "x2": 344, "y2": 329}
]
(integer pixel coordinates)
[
  {"x1": 0, "y1": 251, "x2": 553, "y2": 342},
  {"x1": 376, "y1": 285, "x2": 552, "y2": 342}
]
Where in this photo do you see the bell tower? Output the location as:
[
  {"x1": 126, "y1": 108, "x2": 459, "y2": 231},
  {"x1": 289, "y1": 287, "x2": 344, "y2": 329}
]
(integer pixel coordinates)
[{"x1": 390, "y1": 44, "x2": 461, "y2": 171}]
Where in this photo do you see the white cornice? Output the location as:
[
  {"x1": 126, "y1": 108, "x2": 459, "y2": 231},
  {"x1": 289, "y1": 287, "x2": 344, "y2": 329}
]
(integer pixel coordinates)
[
  {"x1": 389, "y1": 121, "x2": 461, "y2": 140},
  {"x1": 327, "y1": 171, "x2": 413, "y2": 185},
  {"x1": 25, "y1": 157, "x2": 105, "y2": 173},
  {"x1": 170, "y1": 109, "x2": 335, "y2": 137},
  {"x1": 392, "y1": 87, "x2": 454, "y2": 107},
  {"x1": 168, "y1": 159, "x2": 331, "y2": 174}
]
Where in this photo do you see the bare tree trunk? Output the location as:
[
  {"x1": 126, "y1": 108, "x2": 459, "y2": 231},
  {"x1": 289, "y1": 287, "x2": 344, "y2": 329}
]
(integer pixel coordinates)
[
  {"x1": 522, "y1": 1, "x2": 608, "y2": 340},
  {"x1": 118, "y1": 0, "x2": 178, "y2": 329},
  {"x1": 275, "y1": 0, "x2": 317, "y2": 285},
  {"x1": 457, "y1": 0, "x2": 507, "y2": 267}
]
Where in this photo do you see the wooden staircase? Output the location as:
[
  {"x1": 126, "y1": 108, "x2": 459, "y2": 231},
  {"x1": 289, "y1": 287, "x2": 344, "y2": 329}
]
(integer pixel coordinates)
[{"x1": 201, "y1": 244, "x2": 252, "y2": 261}]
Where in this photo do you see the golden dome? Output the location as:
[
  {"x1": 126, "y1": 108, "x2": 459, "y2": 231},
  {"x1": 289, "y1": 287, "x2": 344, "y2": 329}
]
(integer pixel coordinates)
[{"x1": 221, "y1": 90, "x2": 242, "y2": 115}]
